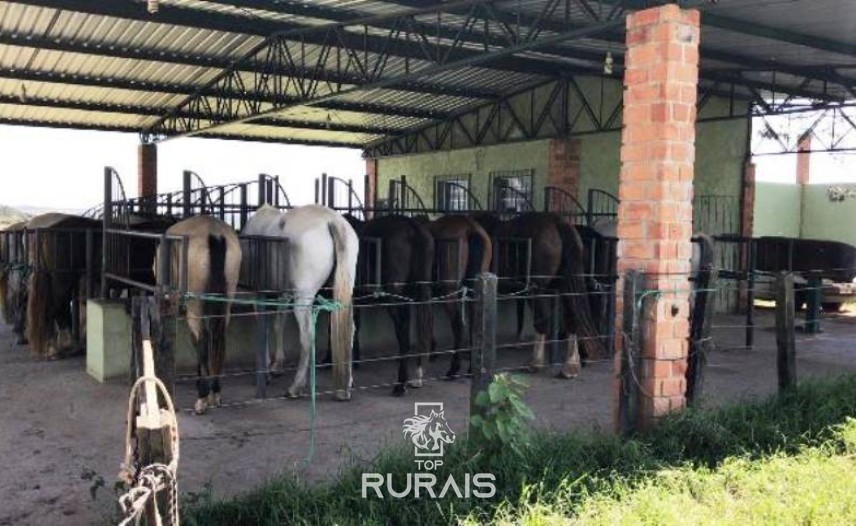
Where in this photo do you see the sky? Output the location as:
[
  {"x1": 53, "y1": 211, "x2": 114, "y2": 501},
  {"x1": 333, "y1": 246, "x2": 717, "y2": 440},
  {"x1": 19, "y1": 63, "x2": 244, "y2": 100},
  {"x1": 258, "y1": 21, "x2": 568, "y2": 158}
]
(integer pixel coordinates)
[
  {"x1": 1, "y1": 114, "x2": 855, "y2": 213},
  {"x1": 0, "y1": 125, "x2": 365, "y2": 212}
]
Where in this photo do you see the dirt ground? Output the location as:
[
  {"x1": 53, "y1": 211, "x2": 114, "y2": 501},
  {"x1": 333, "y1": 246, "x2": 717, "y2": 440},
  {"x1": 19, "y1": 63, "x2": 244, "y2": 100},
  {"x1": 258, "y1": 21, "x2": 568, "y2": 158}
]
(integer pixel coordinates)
[{"x1": 2, "y1": 307, "x2": 856, "y2": 525}]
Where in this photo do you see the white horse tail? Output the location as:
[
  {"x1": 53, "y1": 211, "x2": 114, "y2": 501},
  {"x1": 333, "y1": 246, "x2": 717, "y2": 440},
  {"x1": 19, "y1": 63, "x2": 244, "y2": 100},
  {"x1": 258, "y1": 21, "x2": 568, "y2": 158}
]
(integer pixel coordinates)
[{"x1": 328, "y1": 216, "x2": 356, "y2": 401}]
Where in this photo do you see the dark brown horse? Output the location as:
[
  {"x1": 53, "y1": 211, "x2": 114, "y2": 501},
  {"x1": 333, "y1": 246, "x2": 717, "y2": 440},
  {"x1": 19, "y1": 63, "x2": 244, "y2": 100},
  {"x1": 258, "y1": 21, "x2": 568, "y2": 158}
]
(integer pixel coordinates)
[
  {"x1": 355, "y1": 215, "x2": 435, "y2": 395},
  {"x1": 0, "y1": 221, "x2": 28, "y2": 344},
  {"x1": 481, "y1": 212, "x2": 604, "y2": 378},
  {"x1": 427, "y1": 214, "x2": 492, "y2": 378},
  {"x1": 26, "y1": 213, "x2": 101, "y2": 359}
]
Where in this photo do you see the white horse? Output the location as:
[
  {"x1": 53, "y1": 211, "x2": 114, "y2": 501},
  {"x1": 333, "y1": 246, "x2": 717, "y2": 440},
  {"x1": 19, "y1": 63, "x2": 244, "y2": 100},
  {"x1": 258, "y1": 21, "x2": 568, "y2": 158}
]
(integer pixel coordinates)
[{"x1": 241, "y1": 204, "x2": 358, "y2": 401}]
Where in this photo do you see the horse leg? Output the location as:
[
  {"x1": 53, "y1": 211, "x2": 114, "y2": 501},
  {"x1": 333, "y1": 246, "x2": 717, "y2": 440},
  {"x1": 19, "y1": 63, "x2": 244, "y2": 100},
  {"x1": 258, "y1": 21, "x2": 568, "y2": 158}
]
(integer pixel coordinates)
[
  {"x1": 389, "y1": 302, "x2": 411, "y2": 396},
  {"x1": 530, "y1": 297, "x2": 550, "y2": 372},
  {"x1": 271, "y1": 307, "x2": 286, "y2": 375},
  {"x1": 287, "y1": 302, "x2": 313, "y2": 399},
  {"x1": 189, "y1": 311, "x2": 212, "y2": 414},
  {"x1": 559, "y1": 332, "x2": 581, "y2": 379}
]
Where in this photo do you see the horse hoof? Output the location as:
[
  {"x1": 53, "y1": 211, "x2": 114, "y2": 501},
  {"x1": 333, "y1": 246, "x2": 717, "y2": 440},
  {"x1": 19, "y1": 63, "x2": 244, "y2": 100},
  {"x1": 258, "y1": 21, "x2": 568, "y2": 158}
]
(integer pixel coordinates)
[
  {"x1": 194, "y1": 398, "x2": 208, "y2": 415},
  {"x1": 208, "y1": 393, "x2": 222, "y2": 407},
  {"x1": 335, "y1": 389, "x2": 351, "y2": 402},
  {"x1": 408, "y1": 379, "x2": 423, "y2": 389},
  {"x1": 270, "y1": 362, "x2": 285, "y2": 377},
  {"x1": 392, "y1": 384, "x2": 407, "y2": 397},
  {"x1": 559, "y1": 364, "x2": 580, "y2": 379},
  {"x1": 287, "y1": 386, "x2": 303, "y2": 399}
]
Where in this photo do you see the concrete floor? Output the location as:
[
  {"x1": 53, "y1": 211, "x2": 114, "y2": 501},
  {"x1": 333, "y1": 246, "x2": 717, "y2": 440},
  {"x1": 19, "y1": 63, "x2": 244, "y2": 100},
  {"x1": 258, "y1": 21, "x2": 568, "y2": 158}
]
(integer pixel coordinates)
[{"x1": 1, "y1": 306, "x2": 855, "y2": 525}]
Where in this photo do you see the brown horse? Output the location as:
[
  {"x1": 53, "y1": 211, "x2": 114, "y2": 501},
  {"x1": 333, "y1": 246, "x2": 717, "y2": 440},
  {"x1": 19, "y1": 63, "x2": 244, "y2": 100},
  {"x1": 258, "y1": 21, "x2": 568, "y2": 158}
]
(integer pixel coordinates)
[
  {"x1": 158, "y1": 215, "x2": 241, "y2": 414},
  {"x1": 427, "y1": 214, "x2": 492, "y2": 378},
  {"x1": 0, "y1": 221, "x2": 28, "y2": 343},
  {"x1": 26, "y1": 213, "x2": 101, "y2": 359},
  {"x1": 484, "y1": 212, "x2": 604, "y2": 378},
  {"x1": 356, "y1": 215, "x2": 435, "y2": 395}
]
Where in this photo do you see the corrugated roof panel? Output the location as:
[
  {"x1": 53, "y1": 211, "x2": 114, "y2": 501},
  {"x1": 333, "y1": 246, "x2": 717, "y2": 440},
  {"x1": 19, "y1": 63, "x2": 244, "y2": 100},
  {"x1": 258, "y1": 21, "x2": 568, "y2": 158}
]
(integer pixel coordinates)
[
  {"x1": 216, "y1": 121, "x2": 376, "y2": 144},
  {"x1": 0, "y1": 102, "x2": 150, "y2": 127}
]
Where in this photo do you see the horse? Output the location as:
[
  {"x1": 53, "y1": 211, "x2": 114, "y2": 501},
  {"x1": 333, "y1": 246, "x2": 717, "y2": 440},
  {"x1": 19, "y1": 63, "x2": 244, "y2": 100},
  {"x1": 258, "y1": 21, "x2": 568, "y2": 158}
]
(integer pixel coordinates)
[
  {"x1": 157, "y1": 215, "x2": 241, "y2": 414},
  {"x1": 402, "y1": 408, "x2": 456, "y2": 452},
  {"x1": 25, "y1": 213, "x2": 101, "y2": 359},
  {"x1": 241, "y1": 204, "x2": 358, "y2": 401},
  {"x1": 426, "y1": 214, "x2": 492, "y2": 378},
  {"x1": 355, "y1": 215, "x2": 435, "y2": 395},
  {"x1": 487, "y1": 212, "x2": 604, "y2": 378},
  {"x1": 0, "y1": 221, "x2": 28, "y2": 344}
]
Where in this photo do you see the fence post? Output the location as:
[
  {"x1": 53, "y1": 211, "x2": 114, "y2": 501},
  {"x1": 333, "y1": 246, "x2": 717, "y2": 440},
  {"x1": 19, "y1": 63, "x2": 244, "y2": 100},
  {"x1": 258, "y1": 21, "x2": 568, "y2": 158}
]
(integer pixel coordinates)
[
  {"x1": 102, "y1": 167, "x2": 113, "y2": 299},
  {"x1": 804, "y1": 274, "x2": 822, "y2": 334},
  {"x1": 258, "y1": 174, "x2": 266, "y2": 206},
  {"x1": 155, "y1": 237, "x2": 176, "y2": 397},
  {"x1": 239, "y1": 183, "x2": 248, "y2": 230},
  {"x1": 182, "y1": 170, "x2": 192, "y2": 218},
  {"x1": 618, "y1": 269, "x2": 644, "y2": 436},
  {"x1": 469, "y1": 273, "x2": 497, "y2": 429},
  {"x1": 745, "y1": 239, "x2": 756, "y2": 348},
  {"x1": 775, "y1": 272, "x2": 797, "y2": 391},
  {"x1": 686, "y1": 236, "x2": 718, "y2": 406}
]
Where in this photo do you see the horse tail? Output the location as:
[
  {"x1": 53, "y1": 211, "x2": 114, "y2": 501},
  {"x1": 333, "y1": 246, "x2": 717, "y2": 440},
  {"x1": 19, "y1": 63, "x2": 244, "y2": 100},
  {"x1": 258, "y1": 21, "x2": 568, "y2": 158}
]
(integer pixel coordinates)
[
  {"x1": 516, "y1": 297, "x2": 526, "y2": 340},
  {"x1": 0, "y1": 263, "x2": 9, "y2": 325},
  {"x1": 203, "y1": 234, "x2": 228, "y2": 377},
  {"x1": 412, "y1": 221, "x2": 435, "y2": 360},
  {"x1": 329, "y1": 216, "x2": 357, "y2": 399},
  {"x1": 466, "y1": 218, "x2": 492, "y2": 278},
  {"x1": 556, "y1": 219, "x2": 605, "y2": 360},
  {"x1": 26, "y1": 268, "x2": 51, "y2": 358}
]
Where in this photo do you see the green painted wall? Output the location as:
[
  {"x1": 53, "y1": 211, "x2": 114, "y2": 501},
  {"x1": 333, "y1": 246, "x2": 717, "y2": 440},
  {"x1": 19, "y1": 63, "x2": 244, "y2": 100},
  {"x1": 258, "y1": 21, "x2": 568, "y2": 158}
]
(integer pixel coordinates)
[
  {"x1": 753, "y1": 182, "x2": 801, "y2": 237},
  {"x1": 377, "y1": 140, "x2": 550, "y2": 212},
  {"x1": 802, "y1": 184, "x2": 856, "y2": 245}
]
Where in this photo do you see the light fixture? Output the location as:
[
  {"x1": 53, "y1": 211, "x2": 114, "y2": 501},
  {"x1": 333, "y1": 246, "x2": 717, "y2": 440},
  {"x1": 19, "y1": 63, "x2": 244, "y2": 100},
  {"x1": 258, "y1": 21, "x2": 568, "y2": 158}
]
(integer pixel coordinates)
[
  {"x1": 18, "y1": 83, "x2": 27, "y2": 103},
  {"x1": 603, "y1": 51, "x2": 614, "y2": 75},
  {"x1": 325, "y1": 113, "x2": 332, "y2": 130},
  {"x1": 147, "y1": 0, "x2": 159, "y2": 14}
]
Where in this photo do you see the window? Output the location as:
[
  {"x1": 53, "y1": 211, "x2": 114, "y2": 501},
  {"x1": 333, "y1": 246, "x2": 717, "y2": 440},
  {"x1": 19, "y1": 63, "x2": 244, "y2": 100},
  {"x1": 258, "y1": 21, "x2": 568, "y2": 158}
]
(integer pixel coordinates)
[
  {"x1": 489, "y1": 169, "x2": 534, "y2": 213},
  {"x1": 434, "y1": 174, "x2": 472, "y2": 212}
]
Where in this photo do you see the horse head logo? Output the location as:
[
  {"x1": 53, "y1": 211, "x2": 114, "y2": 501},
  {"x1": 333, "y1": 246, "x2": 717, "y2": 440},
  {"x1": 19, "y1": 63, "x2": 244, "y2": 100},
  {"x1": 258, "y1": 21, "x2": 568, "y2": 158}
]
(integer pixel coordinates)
[{"x1": 403, "y1": 404, "x2": 456, "y2": 457}]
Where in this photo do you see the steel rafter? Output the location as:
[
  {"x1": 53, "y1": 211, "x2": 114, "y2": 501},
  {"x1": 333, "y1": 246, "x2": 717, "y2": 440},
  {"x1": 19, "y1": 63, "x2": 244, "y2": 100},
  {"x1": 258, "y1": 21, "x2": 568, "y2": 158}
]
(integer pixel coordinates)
[
  {"x1": 0, "y1": 93, "x2": 398, "y2": 135},
  {"x1": 0, "y1": 67, "x2": 452, "y2": 121},
  {"x1": 364, "y1": 72, "x2": 850, "y2": 157},
  {"x1": 144, "y1": 1, "x2": 627, "y2": 142},
  {"x1": 0, "y1": 117, "x2": 364, "y2": 148}
]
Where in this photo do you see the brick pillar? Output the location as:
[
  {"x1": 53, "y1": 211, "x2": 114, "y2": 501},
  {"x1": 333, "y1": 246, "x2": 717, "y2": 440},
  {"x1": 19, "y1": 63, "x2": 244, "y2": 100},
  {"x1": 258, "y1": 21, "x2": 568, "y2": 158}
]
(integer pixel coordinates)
[
  {"x1": 365, "y1": 157, "x2": 377, "y2": 219},
  {"x1": 614, "y1": 4, "x2": 700, "y2": 429},
  {"x1": 796, "y1": 134, "x2": 811, "y2": 185},
  {"x1": 138, "y1": 143, "x2": 157, "y2": 213},
  {"x1": 547, "y1": 137, "x2": 581, "y2": 205}
]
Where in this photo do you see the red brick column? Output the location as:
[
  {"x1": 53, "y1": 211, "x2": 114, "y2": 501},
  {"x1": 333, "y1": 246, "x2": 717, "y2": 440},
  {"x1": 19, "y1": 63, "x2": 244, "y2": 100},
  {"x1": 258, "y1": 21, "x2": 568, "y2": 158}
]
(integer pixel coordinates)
[
  {"x1": 614, "y1": 4, "x2": 700, "y2": 429},
  {"x1": 138, "y1": 143, "x2": 157, "y2": 211},
  {"x1": 365, "y1": 157, "x2": 378, "y2": 219},
  {"x1": 547, "y1": 137, "x2": 581, "y2": 205},
  {"x1": 796, "y1": 134, "x2": 811, "y2": 185}
]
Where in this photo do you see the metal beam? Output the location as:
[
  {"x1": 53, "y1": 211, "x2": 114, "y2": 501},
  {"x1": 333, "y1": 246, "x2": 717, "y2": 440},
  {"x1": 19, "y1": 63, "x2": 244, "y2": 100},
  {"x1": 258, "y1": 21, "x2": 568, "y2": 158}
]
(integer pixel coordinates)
[
  {"x1": 0, "y1": 33, "x2": 496, "y2": 101},
  {"x1": 145, "y1": 2, "x2": 626, "y2": 140},
  {"x1": 0, "y1": 92, "x2": 399, "y2": 135},
  {"x1": 9, "y1": 0, "x2": 575, "y2": 78},
  {"x1": 0, "y1": 117, "x2": 364, "y2": 148},
  {"x1": 703, "y1": 13, "x2": 856, "y2": 62},
  {"x1": 0, "y1": 67, "x2": 450, "y2": 121}
]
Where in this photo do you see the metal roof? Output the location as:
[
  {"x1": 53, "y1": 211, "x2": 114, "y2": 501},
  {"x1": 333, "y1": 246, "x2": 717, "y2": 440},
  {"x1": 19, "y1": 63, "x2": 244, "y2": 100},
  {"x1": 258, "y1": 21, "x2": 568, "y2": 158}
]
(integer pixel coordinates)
[{"x1": 0, "y1": 0, "x2": 854, "y2": 153}]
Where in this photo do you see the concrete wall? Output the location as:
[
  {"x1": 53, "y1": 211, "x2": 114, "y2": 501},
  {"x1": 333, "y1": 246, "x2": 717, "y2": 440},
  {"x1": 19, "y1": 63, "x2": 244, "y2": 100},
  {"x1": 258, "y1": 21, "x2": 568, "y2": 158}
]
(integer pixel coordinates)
[
  {"x1": 753, "y1": 182, "x2": 802, "y2": 237},
  {"x1": 802, "y1": 184, "x2": 856, "y2": 245}
]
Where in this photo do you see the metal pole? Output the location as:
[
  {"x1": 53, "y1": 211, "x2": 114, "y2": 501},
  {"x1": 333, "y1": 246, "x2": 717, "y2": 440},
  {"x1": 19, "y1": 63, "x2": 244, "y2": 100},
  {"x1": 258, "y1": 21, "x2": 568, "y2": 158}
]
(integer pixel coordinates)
[
  {"x1": 182, "y1": 170, "x2": 192, "y2": 218},
  {"x1": 239, "y1": 183, "x2": 248, "y2": 230},
  {"x1": 102, "y1": 167, "x2": 113, "y2": 299},
  {"x1": 258, "y1": 174, "x2": 266, "y2": 207},
  {"x1": 327, "y1": 175, "x2": 335, "y2": 209}
]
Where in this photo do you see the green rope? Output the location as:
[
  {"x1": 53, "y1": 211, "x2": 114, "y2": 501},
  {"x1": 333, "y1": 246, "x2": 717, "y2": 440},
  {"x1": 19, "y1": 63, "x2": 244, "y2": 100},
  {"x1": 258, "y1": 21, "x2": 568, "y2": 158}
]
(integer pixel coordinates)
[{"x1": 181, "y1": 291, "x2": 342, "y2": 464}]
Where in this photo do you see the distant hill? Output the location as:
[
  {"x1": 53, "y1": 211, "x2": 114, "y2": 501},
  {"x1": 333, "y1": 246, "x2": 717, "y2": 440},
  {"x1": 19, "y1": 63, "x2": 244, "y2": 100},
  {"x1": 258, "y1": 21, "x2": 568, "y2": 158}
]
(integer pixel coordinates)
[{"x1": 0, "y1": 205, "x2": 30, "y2": 229}]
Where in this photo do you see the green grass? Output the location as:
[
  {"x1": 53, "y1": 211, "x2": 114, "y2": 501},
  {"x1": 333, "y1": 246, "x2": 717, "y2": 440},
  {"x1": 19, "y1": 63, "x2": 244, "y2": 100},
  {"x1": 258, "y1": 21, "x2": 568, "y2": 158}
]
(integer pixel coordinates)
[{"x1": 182, "y1": 375, "x2": 856, "y2": 525}]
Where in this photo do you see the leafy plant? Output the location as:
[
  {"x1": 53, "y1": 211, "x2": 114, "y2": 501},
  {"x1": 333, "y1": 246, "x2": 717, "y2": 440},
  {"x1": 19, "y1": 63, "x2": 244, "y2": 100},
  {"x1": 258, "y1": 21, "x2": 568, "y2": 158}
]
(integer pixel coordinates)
[{"x1": 469, "y1": 373, "x2": 535, "y2": 458}]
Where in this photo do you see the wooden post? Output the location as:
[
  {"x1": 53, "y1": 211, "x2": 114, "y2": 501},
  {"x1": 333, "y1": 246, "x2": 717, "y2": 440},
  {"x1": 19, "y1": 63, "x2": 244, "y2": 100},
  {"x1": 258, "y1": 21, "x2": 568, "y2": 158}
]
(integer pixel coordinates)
[
  {"x1": 686, "y1": 236, "x2": 719, "y2": 406},
  {"x1": 469, "y1": 273, "x2": 497, "y2": 429},
  {"x1": 776, "y1": 272, "x2": 797, "y2": 391},
  {"x1": 805, "y1": 274, "x2": 822, "y2": 334},
  {"x1": 745, "y1": 239, "x2": 756, "y2": 348},
  {"x1": 618, "y1": 270, "x2": 644, "y2": 436}
]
